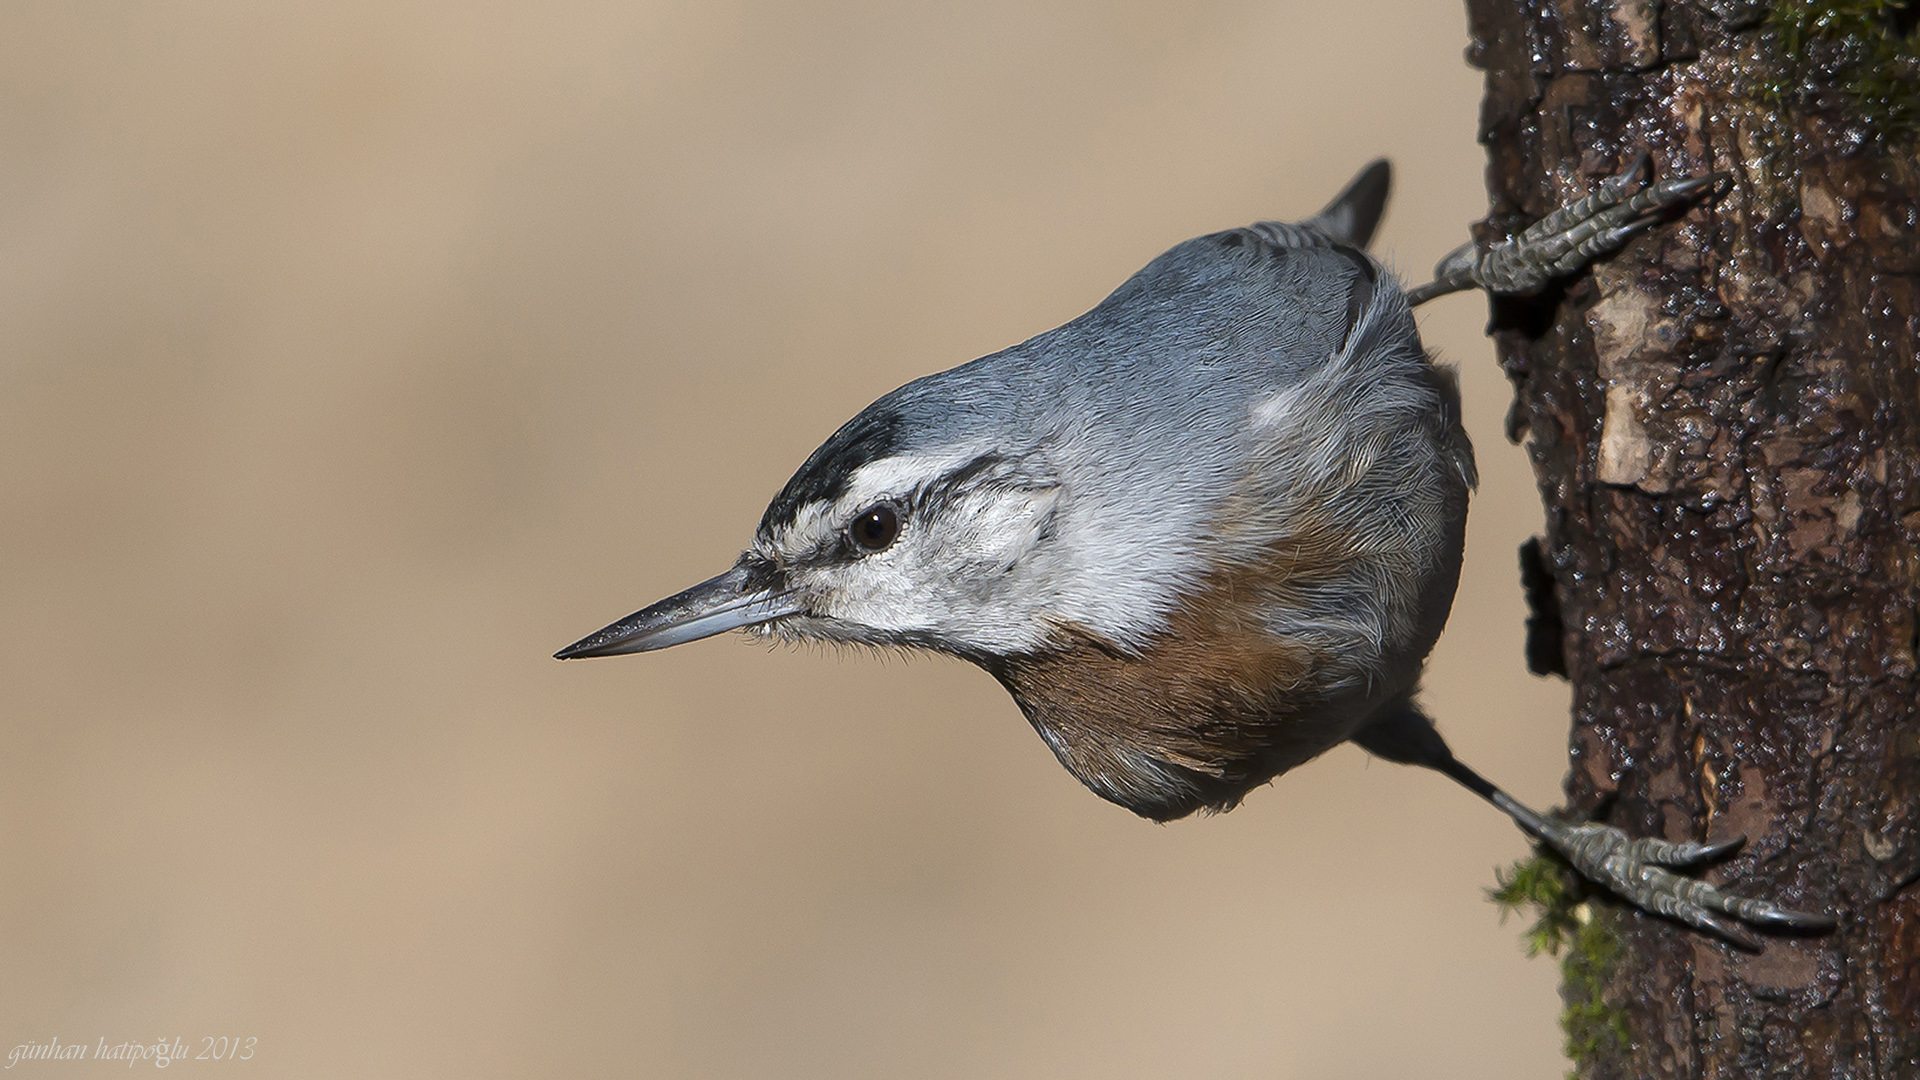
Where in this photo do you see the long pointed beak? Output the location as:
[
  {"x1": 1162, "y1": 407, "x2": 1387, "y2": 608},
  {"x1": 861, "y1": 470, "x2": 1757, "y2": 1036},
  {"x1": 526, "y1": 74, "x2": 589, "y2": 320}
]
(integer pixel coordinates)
[{"x1": 554, "y1": 564, "x2": 802, "y2": 659}]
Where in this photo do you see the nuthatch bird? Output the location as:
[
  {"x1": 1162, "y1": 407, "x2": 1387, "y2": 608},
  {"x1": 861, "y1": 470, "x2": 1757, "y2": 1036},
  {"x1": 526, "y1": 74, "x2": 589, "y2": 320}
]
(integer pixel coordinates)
[{"x1": 559, "y1": 158, "x2": 1833, "y2": 948}]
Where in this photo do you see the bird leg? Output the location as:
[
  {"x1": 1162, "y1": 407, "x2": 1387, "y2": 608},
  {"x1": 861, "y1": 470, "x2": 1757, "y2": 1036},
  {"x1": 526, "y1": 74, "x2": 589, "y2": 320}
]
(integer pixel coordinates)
[
  {"x1": 1352, "y1": 704, "x2": 1836, "y2": 950},
  {"x1": 1405, "y1": 152, "x2": 1726, "y2": 307},
  {"x1": 1434, "y1": 755, "x2": 1835, "y2": 950}
]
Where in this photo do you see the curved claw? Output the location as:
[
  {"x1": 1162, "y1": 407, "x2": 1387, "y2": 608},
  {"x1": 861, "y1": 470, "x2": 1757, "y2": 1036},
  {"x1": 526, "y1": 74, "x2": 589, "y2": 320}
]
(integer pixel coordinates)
[
  {"x1": 1645, "y1": 171, "x2": 1727, "y2": 210},
  {"x1": 1607, "y1": 150, "x2": 1652, "y2": 191}
]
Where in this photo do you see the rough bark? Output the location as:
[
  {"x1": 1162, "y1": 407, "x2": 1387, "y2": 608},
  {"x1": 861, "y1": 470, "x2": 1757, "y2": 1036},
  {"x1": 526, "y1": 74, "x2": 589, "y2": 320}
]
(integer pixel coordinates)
[{"x1": 1460, "y1": 1, "x2": 1920, "y2": 1076}]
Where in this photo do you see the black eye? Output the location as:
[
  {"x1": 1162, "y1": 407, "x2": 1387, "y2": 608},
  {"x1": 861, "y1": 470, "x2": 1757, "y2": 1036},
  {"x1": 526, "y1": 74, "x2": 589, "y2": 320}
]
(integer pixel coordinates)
[{"x1": 848, "y1": 503, "x2": 901, "y2": 553}]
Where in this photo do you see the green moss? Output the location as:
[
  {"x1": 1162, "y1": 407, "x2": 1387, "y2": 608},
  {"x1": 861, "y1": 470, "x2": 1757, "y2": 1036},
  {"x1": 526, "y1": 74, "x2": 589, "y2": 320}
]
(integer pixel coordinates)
[
  {"x1": 1559, "y1": 910, "x2": 1628, "y2": 1074},
  {"x1": 1760, "y1": 0, "x2": 1920, "y2": 140},
  {"x1": 1490, "y1": 854, "x2": 1582, "y2": 956},
  {"x1": 1491, "y1": 855, "x2": 1629, "y2": 1079}
]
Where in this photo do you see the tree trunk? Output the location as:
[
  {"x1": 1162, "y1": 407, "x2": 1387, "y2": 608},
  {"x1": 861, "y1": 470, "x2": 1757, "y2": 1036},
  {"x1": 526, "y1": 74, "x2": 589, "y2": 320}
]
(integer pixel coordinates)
[{"x1": 1459, "y1": 1, "x2": 1920, "y2": 1077}]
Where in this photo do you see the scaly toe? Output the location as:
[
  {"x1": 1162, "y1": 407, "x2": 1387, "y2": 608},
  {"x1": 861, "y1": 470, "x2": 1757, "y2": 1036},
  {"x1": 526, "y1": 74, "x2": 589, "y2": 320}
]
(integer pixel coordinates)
[{"x1": 1631, "y1": 833, "x2": 1748, "y2": 868}]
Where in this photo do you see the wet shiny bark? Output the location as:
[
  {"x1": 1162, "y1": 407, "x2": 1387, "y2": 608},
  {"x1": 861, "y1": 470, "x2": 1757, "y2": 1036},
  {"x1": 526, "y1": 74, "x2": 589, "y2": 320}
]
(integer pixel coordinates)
[{"x1": 1461, "y1": 1, "x2": 1920, "y2": 1076}]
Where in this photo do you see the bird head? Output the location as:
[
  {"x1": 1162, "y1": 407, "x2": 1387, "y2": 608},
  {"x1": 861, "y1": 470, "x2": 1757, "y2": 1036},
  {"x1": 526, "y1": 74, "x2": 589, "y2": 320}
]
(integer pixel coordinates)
[{"x1": 553, "y1": 377, "x2": 1075, "y2": 663}]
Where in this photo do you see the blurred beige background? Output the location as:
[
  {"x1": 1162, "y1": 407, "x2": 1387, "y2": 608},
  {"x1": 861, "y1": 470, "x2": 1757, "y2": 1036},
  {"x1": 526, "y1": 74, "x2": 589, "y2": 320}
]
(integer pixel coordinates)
[{"x1": 0, "y1": 1, "x2": 1575, "y2": 1076}]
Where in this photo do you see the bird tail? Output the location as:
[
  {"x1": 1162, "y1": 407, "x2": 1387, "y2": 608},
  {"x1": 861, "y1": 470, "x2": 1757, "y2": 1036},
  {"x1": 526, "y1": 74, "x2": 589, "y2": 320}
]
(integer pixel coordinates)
[{"x1": 1306, "y1": 159, "x2": 1392, "y2": 249}]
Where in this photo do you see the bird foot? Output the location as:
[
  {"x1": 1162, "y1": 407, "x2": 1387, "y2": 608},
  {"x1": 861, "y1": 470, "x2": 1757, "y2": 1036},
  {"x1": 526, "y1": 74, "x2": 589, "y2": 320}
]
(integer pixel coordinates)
[
  {"x1": 1499, "y1": 797, "x2": 1836, "y2": 949},
  {"x1": 1406, "y1": 152, "x2": 1725, "y2": 306}
]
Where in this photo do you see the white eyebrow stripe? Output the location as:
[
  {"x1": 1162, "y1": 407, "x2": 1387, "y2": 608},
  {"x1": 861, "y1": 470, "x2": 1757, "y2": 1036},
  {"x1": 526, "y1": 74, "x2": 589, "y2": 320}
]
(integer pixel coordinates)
[{"x1": 841, "y1": 449, "x2": 992, "y2": 506}]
